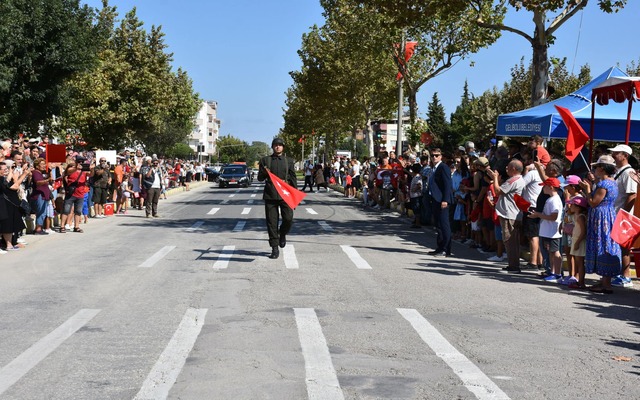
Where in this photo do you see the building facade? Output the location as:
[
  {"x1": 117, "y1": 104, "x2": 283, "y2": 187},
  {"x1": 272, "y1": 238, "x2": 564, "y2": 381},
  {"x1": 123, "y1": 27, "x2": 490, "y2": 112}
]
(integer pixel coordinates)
[{"x1": 190, "y1": 100, "x2": 221, "y2": 161}]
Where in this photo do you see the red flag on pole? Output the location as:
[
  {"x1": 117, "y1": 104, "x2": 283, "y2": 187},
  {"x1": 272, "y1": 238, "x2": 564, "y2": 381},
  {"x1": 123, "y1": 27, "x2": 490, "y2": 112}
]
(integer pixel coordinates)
[
  {"x1": 611, "y1": 209, "x2": 640, "y2": 249},
  {"x1": 395, "y1": 41, "x2": 418, "y2": 80},
  {"x1": 267, "y1": 169, "x2": 306, "y2": 209},
  {"x1": 298, "y1": 135, "x2": 305, "y2": 144},
  {"x1": 46, "y1": 144, "x2": 68, "y2": 163},
  {"x1": 555, "y1": 105, "x2": 589, "y2": 162}
]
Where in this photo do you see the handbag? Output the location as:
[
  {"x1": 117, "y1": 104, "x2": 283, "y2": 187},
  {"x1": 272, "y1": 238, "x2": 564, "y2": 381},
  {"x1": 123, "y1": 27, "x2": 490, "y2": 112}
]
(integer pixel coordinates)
[{"x1": 3, "y1": 194, "x2": 31, "y2": 215}]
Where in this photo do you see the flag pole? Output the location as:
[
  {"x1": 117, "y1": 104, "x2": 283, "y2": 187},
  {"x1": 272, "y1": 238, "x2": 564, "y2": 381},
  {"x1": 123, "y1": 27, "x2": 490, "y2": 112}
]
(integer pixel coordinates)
[{"x1": 396, "y1": 31, "x2": 405, "y2": 155}]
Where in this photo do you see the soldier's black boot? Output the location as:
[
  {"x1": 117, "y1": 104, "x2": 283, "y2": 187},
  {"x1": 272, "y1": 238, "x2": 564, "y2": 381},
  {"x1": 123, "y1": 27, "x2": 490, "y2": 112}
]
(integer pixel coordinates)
[
  {"x1": 279, "y1": 234, "x2": 286, "y2": 248},
  {"x1": 269, "y1": 246, "x2": 280, "y2": 259}
]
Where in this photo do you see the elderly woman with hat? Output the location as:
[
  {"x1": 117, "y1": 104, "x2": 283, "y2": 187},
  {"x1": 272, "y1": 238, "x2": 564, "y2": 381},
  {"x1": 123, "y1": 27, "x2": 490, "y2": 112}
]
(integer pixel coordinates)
[{"x1": 578, "y1": 154, "x2": 621, "y2": 293}]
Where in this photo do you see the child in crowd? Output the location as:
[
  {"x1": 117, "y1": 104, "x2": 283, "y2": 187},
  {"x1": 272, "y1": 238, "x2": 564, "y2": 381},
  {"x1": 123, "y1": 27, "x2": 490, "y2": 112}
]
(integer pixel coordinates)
[
  {"x1": 529, "y1": 178, "x2": 563, "y2": 283},
  {"x1": 117, "y1": 174, "x2": 133, "y2": 214},
  {"x1": 344, "y1": 173, "x2": 352, "y2": 197},
  {"x1": 409, "y1": 164, "x2": 423, "y2": 228},
  {"x1": 453, "y1": 178, "x2": 470, "y2": 241},
  {"x1": 561, "y1": 175, "x2": 582, "y2": 284},
  {"x1": 568, "y1": 196, "x2": 588, "y2": 289}
]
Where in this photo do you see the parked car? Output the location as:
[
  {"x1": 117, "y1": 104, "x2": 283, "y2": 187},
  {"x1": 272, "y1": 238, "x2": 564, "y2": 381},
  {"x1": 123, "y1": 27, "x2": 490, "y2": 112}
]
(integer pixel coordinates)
[
  {"x1": 205, "y1": 167, "x2": 221, "y2": 182},
  {"x1": 217, "y1": 164, "x2": 250, "y2": 188}
]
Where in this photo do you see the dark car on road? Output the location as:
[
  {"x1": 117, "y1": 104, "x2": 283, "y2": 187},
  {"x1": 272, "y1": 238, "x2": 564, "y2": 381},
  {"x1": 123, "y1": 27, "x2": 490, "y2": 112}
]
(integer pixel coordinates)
[{"x1": 217, "y1": 164, "x2": 250, "y2": 188}]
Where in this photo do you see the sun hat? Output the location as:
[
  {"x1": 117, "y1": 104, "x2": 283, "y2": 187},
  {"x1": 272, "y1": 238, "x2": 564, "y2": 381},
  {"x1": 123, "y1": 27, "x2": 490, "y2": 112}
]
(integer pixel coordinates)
[{"x1": 590, "y1": 154, "x2": 615, "y2": 166}]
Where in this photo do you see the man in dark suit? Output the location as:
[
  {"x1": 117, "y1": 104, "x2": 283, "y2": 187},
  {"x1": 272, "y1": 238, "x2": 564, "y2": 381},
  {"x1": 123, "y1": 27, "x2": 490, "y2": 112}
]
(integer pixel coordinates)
[
  {"x1": 258, "y1": 138, "x2": 297, "y2": 259},
  {"x1": 428, "y1": 149, "x2": 454, "y2": 256}
]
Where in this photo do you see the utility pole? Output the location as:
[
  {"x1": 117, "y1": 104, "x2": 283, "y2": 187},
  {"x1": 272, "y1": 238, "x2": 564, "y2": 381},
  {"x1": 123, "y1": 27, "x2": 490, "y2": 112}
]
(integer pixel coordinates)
[{"x1": 396, "y1": 32, "x2": 405, "y2": 156}]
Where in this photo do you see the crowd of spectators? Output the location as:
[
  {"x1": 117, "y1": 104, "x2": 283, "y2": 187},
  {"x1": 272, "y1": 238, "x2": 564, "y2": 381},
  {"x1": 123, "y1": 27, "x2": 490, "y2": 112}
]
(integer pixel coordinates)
[
  {"x1": 0, "y1": 135, "x2": 205, "y2": 253},
  {"x1": 307, "y1": 136, "x2": 638, "y2": 294}
]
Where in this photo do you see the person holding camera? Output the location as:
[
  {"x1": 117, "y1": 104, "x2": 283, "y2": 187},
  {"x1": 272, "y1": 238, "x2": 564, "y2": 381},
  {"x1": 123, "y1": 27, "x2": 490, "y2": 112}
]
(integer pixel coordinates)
[
  {"x1": 140, "y1": 157, "x2": 162, "y2": 218},
  {"x1": 92, "y1": 157, "x2": 111, "y2": 218},
  {"x1": 60, "y1": 159, "x2": 90, "y2": 233}
]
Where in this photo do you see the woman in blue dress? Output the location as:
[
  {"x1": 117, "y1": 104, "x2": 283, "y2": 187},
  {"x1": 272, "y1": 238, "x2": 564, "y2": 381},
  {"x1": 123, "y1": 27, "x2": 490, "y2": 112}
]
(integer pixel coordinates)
[{"x1": 580, "y1": 155, "x2": 621, "y2": 293}]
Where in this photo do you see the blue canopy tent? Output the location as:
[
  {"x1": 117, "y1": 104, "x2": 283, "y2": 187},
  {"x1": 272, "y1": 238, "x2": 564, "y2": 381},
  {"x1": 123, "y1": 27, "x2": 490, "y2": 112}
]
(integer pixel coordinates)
[{"x1": 496, "y1": 67, "x2": 640, "y2": 143}]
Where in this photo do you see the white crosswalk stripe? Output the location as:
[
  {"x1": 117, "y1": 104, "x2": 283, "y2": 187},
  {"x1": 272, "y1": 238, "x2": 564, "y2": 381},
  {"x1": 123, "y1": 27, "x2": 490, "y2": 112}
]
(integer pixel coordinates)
[
  {"x1": 283, "y1": 245, "x2": 299, "y2": 269},
  {"x1": 306, "y1": 208, "x2": 318, "y2": 215},
  {"x1": 213, "y1": 246, "x2": 235, "y2": 269},
  {"x1": 134, "y1": 308, "x2": 208, "y2": 400},
  {"x1": 207, "y1": 207, "x2": 220, "y2": 215},
  {"x1": 138, "y1": 246, "x2": 176, "y2": 268},
  {"x1": 0, "y1": 309, "x2": 101, "y2": 396},
  {"x1": 340, "y1": 245, "x2": 372, "y2": 269}
]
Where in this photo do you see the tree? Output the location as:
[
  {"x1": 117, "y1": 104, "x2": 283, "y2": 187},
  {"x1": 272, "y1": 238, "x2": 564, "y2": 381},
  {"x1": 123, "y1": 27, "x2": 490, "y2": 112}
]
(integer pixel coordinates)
[
  {"x1": 471, "y1": 0, "x2": 627, "y2": 106},
  {"x1": 449, "y1": 80, "x2": 474, "y2": 149},
  {"x1": 426, "y1": 93, "x2": 449, "y2": 149},
  {"x1": 63, "y1": 5, "x2": 200, "y2": 152},
  {"x1": 215, "y1": 135, "x2": 247, "y2": 164},
  {"x1": 0, "y1": 0, "x2": 102, "y2": 135}
]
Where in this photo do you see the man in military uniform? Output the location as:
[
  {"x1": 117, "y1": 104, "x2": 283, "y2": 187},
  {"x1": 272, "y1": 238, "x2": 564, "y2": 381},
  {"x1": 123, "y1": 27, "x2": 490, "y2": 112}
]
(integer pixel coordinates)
[{"x1": 258, "y1": 137, "x2": 297, "y2": 259}]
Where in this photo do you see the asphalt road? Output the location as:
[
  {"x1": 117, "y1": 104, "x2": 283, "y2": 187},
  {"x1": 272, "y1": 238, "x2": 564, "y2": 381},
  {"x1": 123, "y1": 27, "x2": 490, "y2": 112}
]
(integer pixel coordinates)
[{"x1": 0, "y1": 181, "x2": 638, "y2": 400}]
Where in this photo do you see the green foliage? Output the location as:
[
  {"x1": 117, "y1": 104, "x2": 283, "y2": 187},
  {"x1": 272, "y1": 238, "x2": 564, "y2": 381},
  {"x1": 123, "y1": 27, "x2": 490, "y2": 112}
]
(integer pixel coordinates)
[
  {"x1": 215, "y1": 135, "x2": 247, "y2": 164},
  {"x1": 166, "y1": 142, "x2": 194, "y2": 159},
  {"x1": 426, "y1": 93, "x2": 450, "y2": 149},
  {"x1": 62, "y1": 5, "x2": 200, "y2": 154},
  {"x1": 0, "y1": 0, "x2": 102, "y2": 134}
]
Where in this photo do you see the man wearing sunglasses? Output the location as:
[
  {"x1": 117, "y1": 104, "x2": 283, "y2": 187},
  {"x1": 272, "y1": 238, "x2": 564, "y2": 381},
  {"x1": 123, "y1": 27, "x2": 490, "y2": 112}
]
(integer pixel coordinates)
[{"x1": 428, "y1": 149, "x2": 454, "y2": 257}]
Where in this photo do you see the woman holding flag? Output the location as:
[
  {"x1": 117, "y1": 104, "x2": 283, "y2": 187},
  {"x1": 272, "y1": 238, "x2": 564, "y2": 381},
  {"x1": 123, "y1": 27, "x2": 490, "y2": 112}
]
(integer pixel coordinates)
[{"x1": 258, "y1": 137, "x2": 301, "y2": 259}]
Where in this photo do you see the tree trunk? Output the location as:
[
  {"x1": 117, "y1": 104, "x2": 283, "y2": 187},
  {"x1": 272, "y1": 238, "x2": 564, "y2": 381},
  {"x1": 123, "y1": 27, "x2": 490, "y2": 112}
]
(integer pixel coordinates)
[
  {"x1": 365, "y1": 118, "x2": 373, "y2": 157},
  {"x1": 531, "y1": 10, "x2": 549, "y2": 107}
]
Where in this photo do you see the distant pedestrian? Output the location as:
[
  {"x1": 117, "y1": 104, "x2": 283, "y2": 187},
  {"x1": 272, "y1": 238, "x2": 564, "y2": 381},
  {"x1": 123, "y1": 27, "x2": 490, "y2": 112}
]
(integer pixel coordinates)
[
  {"x1": 258, "y1": 138, "x2": 297, "y2": 259},
  {"x1": 141, "y1": 157, "x2": 163, "y2": 218}
]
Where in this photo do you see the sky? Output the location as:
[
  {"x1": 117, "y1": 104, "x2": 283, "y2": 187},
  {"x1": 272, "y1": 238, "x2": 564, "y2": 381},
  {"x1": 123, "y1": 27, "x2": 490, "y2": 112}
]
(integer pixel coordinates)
[{"x1": 83, "y1": 1, "x2": 640, "y2": 145}]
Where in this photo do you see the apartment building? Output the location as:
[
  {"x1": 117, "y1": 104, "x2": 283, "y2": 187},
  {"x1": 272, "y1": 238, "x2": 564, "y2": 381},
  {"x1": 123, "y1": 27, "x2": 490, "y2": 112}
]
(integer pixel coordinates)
[{"x1": 190, "y1": 100, "x2": 221, "y2": 161}]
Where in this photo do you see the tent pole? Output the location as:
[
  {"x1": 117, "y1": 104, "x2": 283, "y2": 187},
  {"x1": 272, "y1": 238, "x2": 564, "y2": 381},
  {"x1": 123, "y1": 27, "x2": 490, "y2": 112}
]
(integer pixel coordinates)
[
  {"x1": 625, "y1": 99, "x2": 633, "y2": 144},
  {"x1": 589, "y1": 95, "x2": 596, "y2": 164}
]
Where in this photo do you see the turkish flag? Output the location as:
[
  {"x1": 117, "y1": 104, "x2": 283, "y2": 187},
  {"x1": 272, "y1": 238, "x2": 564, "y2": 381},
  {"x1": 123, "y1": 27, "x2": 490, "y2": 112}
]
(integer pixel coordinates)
[
  {"x1": 611, "y1": 209, "x2": 640, "y2": 249},
  {"x1": 555, "y1": 105, "x2": 589, "y2": 162},
  {"x1": 513, "y1": 194, "x2": 531, "y2": 213},
  {"x1": 298, "y1": 135, "x2": 305, "y2": 143},
  {"x1": 46, "y1": 144, "x2": 67, "y2": 163},
  {"x1": 267, "y1": 169, "x2": 306, "y2": 209},
  {"x1": 395, "y1": 41, "x2": 418, "y2": 80}
]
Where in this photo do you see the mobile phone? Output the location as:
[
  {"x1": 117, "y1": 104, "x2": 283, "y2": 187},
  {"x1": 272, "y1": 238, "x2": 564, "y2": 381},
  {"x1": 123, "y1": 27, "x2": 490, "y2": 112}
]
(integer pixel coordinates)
[
  {"x1": 532, "y1": 149, "x2": 538, "y2": 162},
  {"x1": 80, "y1": 163, "x2": 91, "y2": 171}
]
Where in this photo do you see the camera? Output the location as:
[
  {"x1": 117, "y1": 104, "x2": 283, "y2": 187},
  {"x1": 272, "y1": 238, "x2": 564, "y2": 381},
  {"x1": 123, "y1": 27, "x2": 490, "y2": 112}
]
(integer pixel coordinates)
[{"x1": 80, "y1": 163, "x2": 91, "y2": 172}]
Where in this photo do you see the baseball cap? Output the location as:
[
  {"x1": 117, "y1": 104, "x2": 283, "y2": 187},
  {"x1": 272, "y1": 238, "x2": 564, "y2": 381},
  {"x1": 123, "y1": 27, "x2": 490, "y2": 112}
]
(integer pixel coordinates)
[
  {"x1": 568, "y1": 196, "x2": 588, "y2": 208},
  {"x1": 539, "y1": 177, "x2": 561, "y2": 188},
  {"x1": 490, "y1": 138, "x2": 497, "y2": 145},
  {"x1": 609, "y1": 144, "x2": 632, "y2": 155},
  {"x1": 475, "y1": 157, "x2": 489, "y2": 167},
  {"x1": 563, "y1": 175, "x2": 581, "y2": 186}
]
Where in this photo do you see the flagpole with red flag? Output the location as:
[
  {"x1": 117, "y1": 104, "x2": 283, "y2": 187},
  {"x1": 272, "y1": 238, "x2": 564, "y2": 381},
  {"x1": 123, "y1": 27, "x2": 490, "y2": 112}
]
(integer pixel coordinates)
[
  {"x1": 555, "y1": 105, "x2": 590, "y2": 169},
  {"x1": 266, "y1": 169, "x2": 306, "y2": 209}
]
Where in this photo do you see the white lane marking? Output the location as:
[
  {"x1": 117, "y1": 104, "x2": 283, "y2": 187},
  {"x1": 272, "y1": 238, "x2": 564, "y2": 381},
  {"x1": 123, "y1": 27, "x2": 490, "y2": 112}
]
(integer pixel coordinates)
[
  {"x1": 220, "y1": 199, "x2": 229, "y2": 205},
  {"x1": 186, "y1": 221, "x2": 204, "y2": 231},
  {"x1": 318, "y1": 221, "x2": 333, "y2": 231},
  {"x1": 0, "y1": 309, "x2": 101, "y2": 396},
  {"x1": 207, "y1": 207, "x2": 220, "y2": 215},
  {"x1": 229, "y1": 194, "x2": 236, "y2": 198},
  {"x1": 134, "y1": 308, "x2": 208, "y2": 400},
  {"x1": 397, "y1": 308, "x2": 510, "y2": 400},
  {"x1": 248, "y1": 200, "x2": 254, "y2": 205},
  {"x1": 241, "y1": 208, "x2": 251, "y2": 215},
  {"x1": 213, "y1": 246, "x2": 235, "y2": 269},
  {"x1": 294, "y1": 308, "x2": 344, "y2": 400},
  {"x1": 284, "y1": 245, "x2": 299, "y2": 269},
  {"x1": 233, "y1": 221, "x2": 246, "y2": 232},
  {"x1": 306, "y1": 208, "x2": 318, "y2": 215},
  {"x1": 138, "y1": 246, "x2": 176, "y2": 268},
  {"x1": 251, "y1": 194, "x2": 257, "y2": 198},
  {"x1": 340, "y1": 245, "x2": 372, "y2": 270}
]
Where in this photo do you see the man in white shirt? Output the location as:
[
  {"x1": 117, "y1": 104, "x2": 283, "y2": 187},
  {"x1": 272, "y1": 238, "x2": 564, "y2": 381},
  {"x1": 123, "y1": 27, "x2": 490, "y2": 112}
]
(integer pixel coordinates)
[
  {"x1": 610, "y1": 144, "x2": 637, "y2": 287},
  {"x1": 521, "y1": 159, "x2": 543, "y2": 269}
]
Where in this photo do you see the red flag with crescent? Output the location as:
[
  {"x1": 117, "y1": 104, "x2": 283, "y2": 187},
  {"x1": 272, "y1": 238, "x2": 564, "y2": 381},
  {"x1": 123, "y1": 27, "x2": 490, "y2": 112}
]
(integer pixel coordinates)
[
  {"x1": 555, "y1": 105, "x2": 589, "y2": 162},
  {"x1": 611, "y1": 209, "x2": 640, "y2": 249},
  {"x1": 267, "y1": 169, "x2": 306, "y2": 209},
  {"x1": 395, "y1": 41, "x2": 418, "y2": 80}
]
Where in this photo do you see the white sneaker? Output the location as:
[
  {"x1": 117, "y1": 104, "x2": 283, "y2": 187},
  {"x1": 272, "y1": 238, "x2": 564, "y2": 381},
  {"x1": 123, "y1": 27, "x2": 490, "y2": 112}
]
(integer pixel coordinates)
[
  {"x1": 0, "y1": 249, "x2": 6, "y2": 254},
  {"x1": 17, "y1": 238, "x2": 27, "y2": 244},
  {"x1": 65, "y1": 224, "x2": 72, "y2": 230},
  {"x1": 45, "y1": 229, "x2": 56, "y2": 234},
  {"x1": 488, "y1": 255, "x2": 504, "y2": 262}
]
